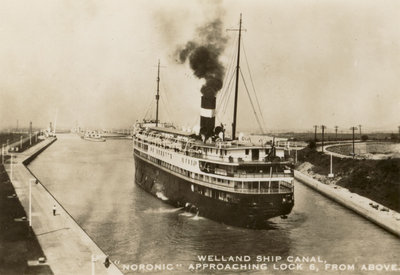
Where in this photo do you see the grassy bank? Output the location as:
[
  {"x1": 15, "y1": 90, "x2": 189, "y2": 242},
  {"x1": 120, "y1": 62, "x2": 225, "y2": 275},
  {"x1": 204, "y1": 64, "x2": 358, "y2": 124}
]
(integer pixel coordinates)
[
  {"x1": 0, "y1": 164, "x2": 53, "y2": 274},
  {"x1": 296, "y1": 148, "x2": 400, "y2": 212},
  {"x1": 275, "y1": 132, "x2": 398, "y2": 142}
]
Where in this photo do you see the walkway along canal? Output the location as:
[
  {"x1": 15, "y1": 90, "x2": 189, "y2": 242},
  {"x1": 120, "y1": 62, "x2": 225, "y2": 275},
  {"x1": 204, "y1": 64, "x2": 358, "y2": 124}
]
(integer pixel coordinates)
[{"x1": 5, "y1": 136, "x2": 123, "y2": 275}]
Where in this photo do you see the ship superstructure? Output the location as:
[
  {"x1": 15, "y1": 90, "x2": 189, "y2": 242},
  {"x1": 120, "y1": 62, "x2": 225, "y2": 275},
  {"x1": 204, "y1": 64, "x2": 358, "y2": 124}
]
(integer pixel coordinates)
[{"x1": 132, "y1": 15, "x2": 294, "y2": 228}]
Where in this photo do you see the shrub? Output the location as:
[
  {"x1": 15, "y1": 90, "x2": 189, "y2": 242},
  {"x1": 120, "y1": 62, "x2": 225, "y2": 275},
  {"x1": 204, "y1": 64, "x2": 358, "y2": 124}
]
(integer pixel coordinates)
[{"x1": 308, "y1": 140, "x2": 316, "y2": 150}]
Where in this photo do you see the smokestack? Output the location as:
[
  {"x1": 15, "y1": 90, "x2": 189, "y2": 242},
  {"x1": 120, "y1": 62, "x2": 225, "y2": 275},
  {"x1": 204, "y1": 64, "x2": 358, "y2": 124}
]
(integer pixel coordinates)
[
  {"x1": 49, "y1": 122, "x2": 52, "y2": 132},
  {"x1": 200, "y1": 96, "x2": 216, "y2": 139},
  {"x1": 176, "y1": 18, "x2": 228, "y2": 141}
]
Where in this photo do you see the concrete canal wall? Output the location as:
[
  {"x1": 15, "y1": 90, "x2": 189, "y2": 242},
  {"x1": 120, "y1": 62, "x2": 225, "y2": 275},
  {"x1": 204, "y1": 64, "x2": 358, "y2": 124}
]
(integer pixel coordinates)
[
  {"x1": 6, "y1": 137, "x2": 123, "y2": 275},
  {"x1": 294, "y1": 170, "x2": 400, "y2": 237}
]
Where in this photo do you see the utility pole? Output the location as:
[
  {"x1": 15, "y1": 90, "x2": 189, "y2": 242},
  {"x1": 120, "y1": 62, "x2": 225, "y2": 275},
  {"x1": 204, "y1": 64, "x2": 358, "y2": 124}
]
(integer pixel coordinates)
[
  {"x1": 29, "y1": 121, "x2": 32, "y2": 145},
  {"x1": 328, "y1": 153, "x2": 334, "y2": 178},
  {"x1": 10, "y1": 154, "x2": 13, "y2": 182},
  {"x1": 335, "y1": 126, "x2": 338, "y2": 141},
  {"x1": 29, "y1": 179, "x2": 34, "y2": 228},
  {"x1": 313, "y1": 125, "x2": 318, "y2": 142},
  {"x1": 321, "y1": 125, "x2": 326, "y2": 152},
  {"x1": 358, "y1": 124, "x2": 362, "y2": 138},
  {"x1": 350, "y1": 126, "x2": 358, "y2": 158}
]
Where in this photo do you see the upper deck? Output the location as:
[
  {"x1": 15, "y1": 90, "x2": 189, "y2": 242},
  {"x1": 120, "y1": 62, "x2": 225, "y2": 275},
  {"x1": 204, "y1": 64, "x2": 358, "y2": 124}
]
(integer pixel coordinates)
[
  {"x1": 133, "y1": 125, "x2": 294, "y2": 167},
  {"x1": 133, "y1": 124, "x2": 294, "y2": 194}
]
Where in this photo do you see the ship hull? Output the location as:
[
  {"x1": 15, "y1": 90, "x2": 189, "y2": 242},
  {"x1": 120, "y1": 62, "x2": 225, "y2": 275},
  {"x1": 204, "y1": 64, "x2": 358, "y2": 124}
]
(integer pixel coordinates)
[
  {"x1": 82, "y1": 137, "x2": 106, "y2": 142},
  {"x1": 134, "y1": 153, "x2": 294, "y2": 228}
]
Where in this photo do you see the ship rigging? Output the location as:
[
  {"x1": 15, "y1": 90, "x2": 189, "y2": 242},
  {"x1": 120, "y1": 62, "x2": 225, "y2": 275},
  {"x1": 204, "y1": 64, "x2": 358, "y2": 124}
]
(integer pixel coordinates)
[{"x1": 132, "y1": 15, "x2": 294, "y2": 228}]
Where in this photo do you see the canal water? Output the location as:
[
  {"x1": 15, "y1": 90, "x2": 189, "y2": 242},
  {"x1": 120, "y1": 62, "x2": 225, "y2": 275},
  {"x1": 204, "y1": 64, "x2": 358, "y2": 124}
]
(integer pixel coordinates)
[{"x1": 29, "y1": 134, "x2": 399, "y2": 274}]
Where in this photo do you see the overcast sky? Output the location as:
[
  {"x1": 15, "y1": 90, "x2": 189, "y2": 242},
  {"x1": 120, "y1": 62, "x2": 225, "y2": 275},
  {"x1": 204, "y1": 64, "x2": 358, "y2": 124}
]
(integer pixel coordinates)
[{"x1": 0, "y1": 0, "x2": 399, "y2": 133}]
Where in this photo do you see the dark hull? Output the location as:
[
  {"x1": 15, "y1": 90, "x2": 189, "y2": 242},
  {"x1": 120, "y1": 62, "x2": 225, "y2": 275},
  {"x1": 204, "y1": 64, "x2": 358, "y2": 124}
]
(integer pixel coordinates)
[{"x1": 134, "y1": 154, "x2": 294, "y2": 228}]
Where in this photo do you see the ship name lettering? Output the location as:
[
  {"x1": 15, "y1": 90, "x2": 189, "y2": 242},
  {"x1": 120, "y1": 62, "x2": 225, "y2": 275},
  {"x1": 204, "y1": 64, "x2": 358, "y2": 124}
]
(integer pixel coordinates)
[{"x1": 122, "y1": 263, "x2": 174, "y2": 271}]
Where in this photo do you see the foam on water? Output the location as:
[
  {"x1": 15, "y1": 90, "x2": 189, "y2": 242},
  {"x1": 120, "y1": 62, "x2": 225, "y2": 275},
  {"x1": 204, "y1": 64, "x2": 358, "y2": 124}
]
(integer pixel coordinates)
[
  {"x1": 179, "y1": 212, "x2": 193, "y2": 217},
  {"x1": 144, "y1": 207, "x2": 183, "y2": 214},
  {"x1": 155, "y1": 191, "x2": 168, "y2": 201},
  {"x1": 191, "y1": 212, "x2": 204, "y2": 221}
]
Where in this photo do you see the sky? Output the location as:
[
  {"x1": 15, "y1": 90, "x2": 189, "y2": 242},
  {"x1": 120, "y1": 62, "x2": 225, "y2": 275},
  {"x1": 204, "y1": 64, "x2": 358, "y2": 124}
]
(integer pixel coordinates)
[{"x1": 0, "y1": 0, "x2": 399, "y2": 133}]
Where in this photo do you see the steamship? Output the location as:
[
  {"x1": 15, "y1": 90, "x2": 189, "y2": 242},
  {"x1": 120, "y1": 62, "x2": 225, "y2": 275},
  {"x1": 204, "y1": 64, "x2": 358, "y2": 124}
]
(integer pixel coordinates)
[
  {"x1": 81, "y1": 130, "x2": 106, "y2": 142},
  {"x1": 132, "y1": 16, "x2": 294, "y2": 228}
]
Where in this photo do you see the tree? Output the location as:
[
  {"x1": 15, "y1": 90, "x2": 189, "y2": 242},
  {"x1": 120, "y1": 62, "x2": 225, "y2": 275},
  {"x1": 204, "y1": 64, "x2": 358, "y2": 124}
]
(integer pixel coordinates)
[{"x1": 361, "y1": 135, "x2": 368, "y2": 141}]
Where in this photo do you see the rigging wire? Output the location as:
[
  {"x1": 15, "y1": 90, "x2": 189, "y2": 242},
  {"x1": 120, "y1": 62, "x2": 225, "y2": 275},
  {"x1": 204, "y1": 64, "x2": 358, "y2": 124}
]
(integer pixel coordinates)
[
  {"x1": 221, "y1": 71, "x2": 236, "y2": 115},
  {"x1": 221, "y1": 31, "x2": 239, "y2": 93},
  {"x1": 241, "y1": 38, "x2": 267, "y2": 128},
  {"x1": 159, "y1": 71, "x2": 174, "y2": 122},
  {"x1": 216, "y1": 70, "x2": 236, "y2": 127},
  {"x1": 240, "y1": 69, "x2": 265, "y2": 134},
  {"x1": 160, "y1": 95, "x2": 172, "y2": 122},
  {"x1": 217, "y1": 32, "x2": 238, "y2": 114},
  {"x1": 144, "y1": 97, "x2": 155, "y2": 120},
  {"x1": 217, "y1": 70, "x2": 235, "y2": 116}
]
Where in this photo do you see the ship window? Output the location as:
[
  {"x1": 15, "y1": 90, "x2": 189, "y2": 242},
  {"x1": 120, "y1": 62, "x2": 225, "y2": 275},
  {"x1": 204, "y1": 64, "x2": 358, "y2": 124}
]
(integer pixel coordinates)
[{"x1": 212, "y1": 190, "x2": 218, "y2": 199}]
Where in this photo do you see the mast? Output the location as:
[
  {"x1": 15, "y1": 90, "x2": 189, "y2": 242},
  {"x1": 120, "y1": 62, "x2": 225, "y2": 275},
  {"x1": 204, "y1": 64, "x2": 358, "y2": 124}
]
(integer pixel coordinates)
[
  {"x1": 232, "y1": 14, "x2": 242, "y2": 140},
  {"x1": 155, "y1": 60, "x2": 160, "y2": 127}
]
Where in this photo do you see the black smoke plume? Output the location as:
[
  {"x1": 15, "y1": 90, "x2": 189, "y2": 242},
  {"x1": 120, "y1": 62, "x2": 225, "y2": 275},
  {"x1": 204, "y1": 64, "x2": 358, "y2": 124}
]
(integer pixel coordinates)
[{"x1": 176, "y1": 19, "x2": 228, "y2": 98}]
